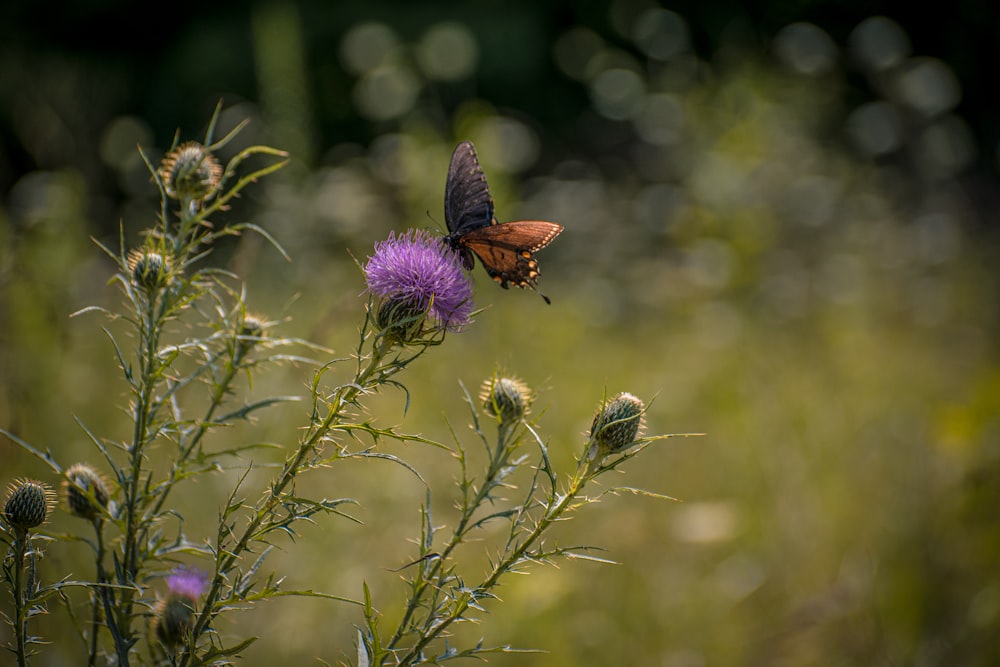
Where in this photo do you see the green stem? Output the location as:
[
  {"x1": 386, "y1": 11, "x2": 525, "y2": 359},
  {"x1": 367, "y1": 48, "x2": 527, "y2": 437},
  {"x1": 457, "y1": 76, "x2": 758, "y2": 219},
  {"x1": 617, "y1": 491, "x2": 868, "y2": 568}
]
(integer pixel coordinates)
[
  {"x1": 149, "y1": 351, "x2": 238, "y2": 519},
  {"x1": 88, "y1": 520, "x2": 106, "y2": 667},
  {"x1": 395, "y1": 460, "x2": 592, "y2": 665},
  {"x1": 12, "y1": 528, "x2": 28, "y2": 667},
  {"x1": 116, "y1": 293, "x2": 163, "y2": 661},
  {"x1": 179, "y1": 331, "x2": 430, "y2": 666},
  {"x1": 383, "y1": 422, "x2": 519, "y2": 657}
]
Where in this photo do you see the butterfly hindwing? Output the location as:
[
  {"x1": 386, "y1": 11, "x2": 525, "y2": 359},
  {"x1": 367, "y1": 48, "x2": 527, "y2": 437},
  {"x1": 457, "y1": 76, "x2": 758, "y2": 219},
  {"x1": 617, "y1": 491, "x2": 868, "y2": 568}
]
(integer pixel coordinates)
[
  {"x1": 457, "y1": 220, "x2": 564, "y2": 290},
  {"x1": 443, "y1": 141, "x2": 563, "y2": 299}
]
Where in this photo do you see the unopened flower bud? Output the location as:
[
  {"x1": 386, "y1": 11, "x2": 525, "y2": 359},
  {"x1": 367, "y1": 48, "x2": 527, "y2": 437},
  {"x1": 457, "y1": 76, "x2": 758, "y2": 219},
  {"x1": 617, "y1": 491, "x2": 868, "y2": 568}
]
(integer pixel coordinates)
[
  {"x1": 374, "y1": 297, "x2": 428, "y2": 345},
  {"x1": 481, "y1": 376, "x2": 532, "y2": 424},
  {"x1": 3, "y1": 479, "x2": 55, "y2": 530},
  {"x1": 127, "y1": 249, "x2": 172, "y2": 292},
  {"x1": 63, "y1": 463, "x2": 110, "y2": 520},
  {"x1": 589, "y1": 392, "x2": 645, "y2": 457},
  {"x1": 158, "y1": 141, "x2": 222, "y2": 201},
  {"x1": 235, "y1": 313, "x2": 267, "y2": 361},
  {"x1": 153, "y1": 595, "x2": 196, "y2": 647}
]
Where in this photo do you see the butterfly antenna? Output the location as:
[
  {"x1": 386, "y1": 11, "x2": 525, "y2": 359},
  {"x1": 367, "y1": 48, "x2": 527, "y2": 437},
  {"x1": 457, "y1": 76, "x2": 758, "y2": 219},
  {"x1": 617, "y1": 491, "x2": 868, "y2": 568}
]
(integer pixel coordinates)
[{"x1": 540, "y1": 291, "x2": 552, "y2": 305}]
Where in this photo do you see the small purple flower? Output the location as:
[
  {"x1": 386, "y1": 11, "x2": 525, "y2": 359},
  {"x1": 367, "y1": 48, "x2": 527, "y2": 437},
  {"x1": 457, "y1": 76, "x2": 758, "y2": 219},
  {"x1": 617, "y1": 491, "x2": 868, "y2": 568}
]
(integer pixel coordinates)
[
  {"x1": 166, "y1": 566, "x2": 209, "y2": 600},
  {"x1": 365, "y1": 229, "x2": 474, "y2": 333}
]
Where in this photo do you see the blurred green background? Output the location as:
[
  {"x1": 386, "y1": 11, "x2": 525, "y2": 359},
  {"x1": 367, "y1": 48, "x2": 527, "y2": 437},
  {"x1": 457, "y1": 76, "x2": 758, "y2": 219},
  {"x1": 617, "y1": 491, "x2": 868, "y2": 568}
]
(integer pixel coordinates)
[{"x1": 2, "y1": 1, "x2": 1000, "y2": 665}]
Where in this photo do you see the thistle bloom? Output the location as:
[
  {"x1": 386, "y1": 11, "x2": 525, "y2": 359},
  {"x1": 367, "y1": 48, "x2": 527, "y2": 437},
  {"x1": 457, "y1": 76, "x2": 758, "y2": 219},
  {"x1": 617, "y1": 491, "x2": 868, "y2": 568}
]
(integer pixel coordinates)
[
  {"x1": 365, "y1": 229, "x2": 473, "y2": 336},
  {"x1": 154, "y1": 566, "x2": 209, "y2": 648},
  {"x1": 166, "y1": 566, "x2": 209, "y2": 600}
]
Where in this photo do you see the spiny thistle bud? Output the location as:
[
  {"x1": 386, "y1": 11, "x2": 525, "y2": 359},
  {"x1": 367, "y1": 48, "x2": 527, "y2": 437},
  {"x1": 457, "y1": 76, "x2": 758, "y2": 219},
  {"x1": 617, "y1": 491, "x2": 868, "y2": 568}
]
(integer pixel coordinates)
[
  {"x1": 153, "y1": 596, "x2": 196, "y2": 648},
  {"x1": 235, "y1": 313, "x2": 267, "y2": 361},
  {"x1": 63, "y1": 463, "x2": 110, "y2": 521},
  {"x1": 481, "y1": 376, "x2": 532, "y2": 424},
  {"x1": 373, "y1": 297, "x2": 429, "y2": 345},
  {"x1": 153, "y1": 566, "x2": 208, "y2": 648},
  {"x1": 158, "y1": 141, "x2": 223, "y2": 201},
  {"x1": 589, "y1": 392, "x2": 646, "y2": 458},
  {"x1": 3, "y1": 479, "x2": 55, "y2": 531},
  {"x1": 127, "y1": 248, "x2": 172, "y2": 292}
]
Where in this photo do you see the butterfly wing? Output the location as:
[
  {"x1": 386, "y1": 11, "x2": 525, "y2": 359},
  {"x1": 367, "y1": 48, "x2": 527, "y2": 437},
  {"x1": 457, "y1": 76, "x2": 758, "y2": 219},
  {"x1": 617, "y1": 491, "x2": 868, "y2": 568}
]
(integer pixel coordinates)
[
  {"x1": 456, "y1": 220, "x2": 564, "y2": 292},
  {"x1": 445, "y1": 141, "x2": 494, "y2": 236}
]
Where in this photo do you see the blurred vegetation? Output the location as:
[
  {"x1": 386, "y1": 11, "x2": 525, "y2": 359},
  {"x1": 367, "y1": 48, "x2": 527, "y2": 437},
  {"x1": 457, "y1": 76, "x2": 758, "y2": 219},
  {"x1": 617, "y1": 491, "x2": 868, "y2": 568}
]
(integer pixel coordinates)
[{"x1": 2, "y1": 1, "x2": 1000, "y2": 665}]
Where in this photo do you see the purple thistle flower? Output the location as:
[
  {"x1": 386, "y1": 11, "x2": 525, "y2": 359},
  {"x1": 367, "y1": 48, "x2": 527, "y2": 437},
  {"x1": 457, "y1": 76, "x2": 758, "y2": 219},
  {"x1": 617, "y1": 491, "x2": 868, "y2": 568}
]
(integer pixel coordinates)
[
  {"x1": 166, "y1": 566, "x2": 209, "y2": 600},
  {"x1": 365, "y1": 229, "x2": 474, "y2": 333}
]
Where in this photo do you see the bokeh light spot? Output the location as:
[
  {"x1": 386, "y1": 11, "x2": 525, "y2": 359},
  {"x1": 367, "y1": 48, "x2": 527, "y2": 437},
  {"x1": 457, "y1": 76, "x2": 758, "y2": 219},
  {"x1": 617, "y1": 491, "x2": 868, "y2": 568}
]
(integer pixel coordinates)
[
  {"x1": 552, "y1": 27, "x2": 604, "y2": 81},
  {"x1": 773, "y1": 22, "x2": 838, "y2": 75},
  {"x1": 416, "y1": 22, "x2": 478, "y2": 82},
  {"x1": 849, "y1": 16, "x2": 910, "y2": 71},
  {"x1": 672, "y1": 501, "x2": 738, "y2": 543},
  {"x1": 474, "y1": 116, "x2": 539, "y2": 173},
  {"x1": 99, "y1": 116, "x2": 153, "y2": 171},
  {"x1": 634, "y1": 93, "x2": 684, "y2": 146},
  {"x1": 352, "y1": 65, "x2": 419, "y2": 121},
  {"x1": 892, "y1": 57, "x2": 961, "y2": 117},
  {"x1": 339, "y1": 22, "x2": 398, "y2": 75},
  {"x1": 914, "y1": 115, "x2": 975, "y2": 179},
  {"x1": 631, "y1": 8, "x2": 690, "y2": 61},
  {"x1": 846, "y1": 101, "x2": 904, "y2": 156},
  {"x1": 590, "y1": 68, "x2": 646, "y2": 120}
]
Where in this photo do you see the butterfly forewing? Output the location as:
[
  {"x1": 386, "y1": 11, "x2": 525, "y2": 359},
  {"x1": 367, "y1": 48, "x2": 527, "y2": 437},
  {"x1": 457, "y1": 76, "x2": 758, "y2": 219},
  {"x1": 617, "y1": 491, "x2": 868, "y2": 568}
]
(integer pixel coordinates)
[{"x1": 444, "y1": 141, "x2": 494, "y2": 236}]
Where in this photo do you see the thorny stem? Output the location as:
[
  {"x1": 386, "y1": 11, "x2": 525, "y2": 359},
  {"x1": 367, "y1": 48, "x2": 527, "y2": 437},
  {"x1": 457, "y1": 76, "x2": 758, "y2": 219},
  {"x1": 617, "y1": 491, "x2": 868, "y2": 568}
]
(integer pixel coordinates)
[
  {"x1": 150, "y1": 349, "x2": 240, "y2": 518},
  {"x1": 117, "y1": 288, "x2": 166, "y2": 663},
  {"x1": 11, "y1": 528, "x2": 28, "y2": 667},
  {"x1": 88, "y1": 520, "x2": 106, "y2": 667},
  {"x1": 384, "y1": 422, "x2": 520, "y2": 656},
  {"x1": 392, "y1": 456, "x2": 595, "y2": 665},
  {"x1": 179, "y1": 329, "x2": 432, "y2": 666}
]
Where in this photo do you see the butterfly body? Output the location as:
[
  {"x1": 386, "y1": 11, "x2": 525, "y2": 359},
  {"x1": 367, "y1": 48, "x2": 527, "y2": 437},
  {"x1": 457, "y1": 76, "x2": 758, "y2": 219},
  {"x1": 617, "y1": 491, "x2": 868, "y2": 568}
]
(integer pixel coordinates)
[{"x1": 444, "y1": 141, "x2": 563, "y2": 301}]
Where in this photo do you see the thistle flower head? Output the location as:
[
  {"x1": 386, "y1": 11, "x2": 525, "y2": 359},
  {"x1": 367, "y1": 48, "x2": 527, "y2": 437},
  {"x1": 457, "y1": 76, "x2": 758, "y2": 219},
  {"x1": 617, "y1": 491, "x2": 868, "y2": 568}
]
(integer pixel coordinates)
[
  {"x1": 365, "y1": 229, "x2": 474, "y2": 339},
  {"x1": 3, "y1": 478, "x2": 55, "y2": 531},
  {"x1": 63, "y1": 463, "x2": 110, "y2": 521},
  {"x1": 127, "y1": 248, "x2": 172, "y2": 292},
  {"x1": 481, "y1": 375, "x2": 532, "y2": 424},
  {"x1": 158, "y1": 141, "x2": 223, "y2": 201},
  {"x1": 153, "y1": 566, "x2": 208, "y2": 647},
  {"x1": 589, "y1": 392, "x2": 646, "y2": 459},
  {"x1": 166, "y1": 566, "x2": 209, "y2": 601}
]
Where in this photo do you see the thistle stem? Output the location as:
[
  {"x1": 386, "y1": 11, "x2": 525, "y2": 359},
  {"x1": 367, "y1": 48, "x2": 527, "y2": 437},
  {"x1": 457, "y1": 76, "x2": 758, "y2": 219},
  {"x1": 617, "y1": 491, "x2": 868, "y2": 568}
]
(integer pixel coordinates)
[{"x1": 11, "y1": 528, "x2": 28, "y2": 667}]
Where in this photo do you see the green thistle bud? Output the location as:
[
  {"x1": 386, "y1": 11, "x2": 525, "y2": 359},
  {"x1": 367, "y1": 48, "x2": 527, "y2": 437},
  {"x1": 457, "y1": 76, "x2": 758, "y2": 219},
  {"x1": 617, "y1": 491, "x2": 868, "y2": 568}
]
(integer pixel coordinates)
[
  {"x1": 235, "y1": 313, "x2": 267, "y2": 361},
  {"x1": 589, "y1": 392, "x2": 646, "y2": 458},
  {"x1": 153, "y1": 595, "x2": 196, "y2": 648},
  {"x1": 373, "y1": 297, "x2": 428, "y2": 345},
  {"x1": 481, "y1": 376, "x2": 532, "y2": 424},
  {"x1": 3, "y1": 478, "x2": 55, "y2": 530},
  {"x1": 127, "y1": 248, "x2": 172, "y2": 292},
  {"x1": 63, "y1": 463, "x2": 110, "y2": 521},
  {"x1": 158, "y1": 141, "x2": 223, "y2": 201}
]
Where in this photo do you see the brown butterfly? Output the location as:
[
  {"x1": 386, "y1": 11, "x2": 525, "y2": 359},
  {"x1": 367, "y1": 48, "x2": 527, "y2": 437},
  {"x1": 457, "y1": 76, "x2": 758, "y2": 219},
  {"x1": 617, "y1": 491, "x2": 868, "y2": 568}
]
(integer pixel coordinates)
[{"x1": 443, "y1": 141, "x2": 564, "y2": 303}]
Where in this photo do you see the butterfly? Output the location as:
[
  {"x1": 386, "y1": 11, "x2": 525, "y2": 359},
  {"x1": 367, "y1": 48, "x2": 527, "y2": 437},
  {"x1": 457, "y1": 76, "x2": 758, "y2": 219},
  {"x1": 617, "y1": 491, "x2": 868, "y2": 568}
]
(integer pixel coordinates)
[{"x1": 443, "y1": 141, "x2": 564, "y2": 303}]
